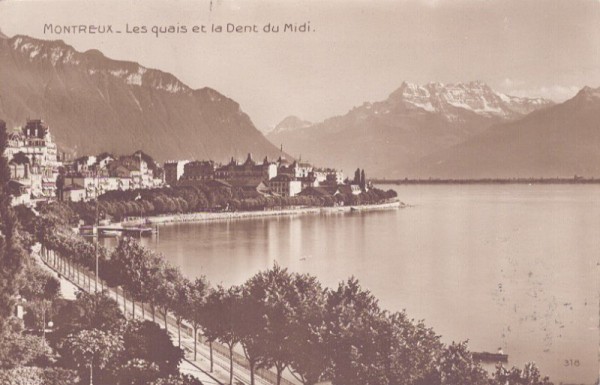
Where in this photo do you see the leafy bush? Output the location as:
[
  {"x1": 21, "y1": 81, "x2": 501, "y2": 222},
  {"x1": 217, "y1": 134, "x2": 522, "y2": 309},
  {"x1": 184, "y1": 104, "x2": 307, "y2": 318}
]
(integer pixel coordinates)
[
  {"x1": 0, "y1": 331, "x2": 54, "y2": 369},
  {"x1": 0, "y1": 367, "x2": 78, "y2": 385}
]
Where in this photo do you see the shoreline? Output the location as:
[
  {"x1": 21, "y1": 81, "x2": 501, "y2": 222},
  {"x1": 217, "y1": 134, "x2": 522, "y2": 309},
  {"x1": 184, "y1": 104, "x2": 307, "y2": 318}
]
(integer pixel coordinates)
[
  {"x1": 373, "y1": 178, "x2": 600, "y2": 185},
  {"x1": 121, "y1": 200, "x2": 404, "y2": 227}
]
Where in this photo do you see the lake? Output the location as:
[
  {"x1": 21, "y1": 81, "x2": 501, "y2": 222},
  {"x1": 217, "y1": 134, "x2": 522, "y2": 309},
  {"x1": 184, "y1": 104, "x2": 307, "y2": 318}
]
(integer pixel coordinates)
[{"x1": 119, "y1": 184, "x2": 598, "y2": 384}]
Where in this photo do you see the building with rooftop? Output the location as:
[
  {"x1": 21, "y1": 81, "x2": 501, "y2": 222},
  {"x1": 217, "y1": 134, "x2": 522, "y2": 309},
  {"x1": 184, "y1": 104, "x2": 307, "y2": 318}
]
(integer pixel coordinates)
[
  {"x1": 5, "y1": 119, "x2": 62, "y2": 199},
  {"x1": 164, "y1": 160, "x2": 190, "y2": 186},
  {"x1": 215, "y1": 153, "x2": 277, "y2": 182}
]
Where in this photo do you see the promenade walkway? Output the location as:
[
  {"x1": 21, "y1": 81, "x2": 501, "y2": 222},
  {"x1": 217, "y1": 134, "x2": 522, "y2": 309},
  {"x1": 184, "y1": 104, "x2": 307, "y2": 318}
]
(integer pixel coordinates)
[{"x1": 35, "y1": 246, "x2": 299, "y2": 385}]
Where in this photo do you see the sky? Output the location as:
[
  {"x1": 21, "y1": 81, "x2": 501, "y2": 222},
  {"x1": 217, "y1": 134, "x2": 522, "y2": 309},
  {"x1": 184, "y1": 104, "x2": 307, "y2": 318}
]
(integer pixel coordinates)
[{"x1": 0, "y1": 0, "x2": 599, "y2": 130}]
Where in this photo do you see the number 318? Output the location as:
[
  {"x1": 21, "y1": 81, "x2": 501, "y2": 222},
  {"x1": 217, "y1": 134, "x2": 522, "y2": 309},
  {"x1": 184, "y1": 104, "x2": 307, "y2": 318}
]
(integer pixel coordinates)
[{"x1": 564, "y1": 359, "x2": 580, "y2": 367}]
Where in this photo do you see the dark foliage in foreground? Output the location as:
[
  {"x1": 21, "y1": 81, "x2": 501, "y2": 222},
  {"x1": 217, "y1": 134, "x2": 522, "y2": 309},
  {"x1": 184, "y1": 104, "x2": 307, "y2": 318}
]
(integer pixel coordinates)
[
  {"x1": 53, "y1": 292, "x2": 184, "y2": 385},
  {"x1": 121, "y1": 320, "x2": 183, "y2": 377},
  {"x1": 0, "y1": 124, "x2": 27, "y2": 328}
]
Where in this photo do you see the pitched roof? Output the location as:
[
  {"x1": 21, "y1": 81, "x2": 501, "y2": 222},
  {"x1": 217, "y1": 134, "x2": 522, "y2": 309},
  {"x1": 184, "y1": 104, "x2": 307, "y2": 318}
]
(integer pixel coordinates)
[
  {"x1": 229, "y1": 178, "x2": 266, "y2": 189},
  {"x1": 299, "y1": 186, "x2": 337, "y2": 197},
  {"x1": 270, "y1": 174, "x2": 295, "y2": 182},
  {"x1": 177, "y1": 179, "x2": 232, "y2": 189}
]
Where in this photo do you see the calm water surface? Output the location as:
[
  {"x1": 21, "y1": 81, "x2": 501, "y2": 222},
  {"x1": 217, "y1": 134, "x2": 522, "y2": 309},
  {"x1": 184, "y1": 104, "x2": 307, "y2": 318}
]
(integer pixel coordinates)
[{"x1": 113, "y1": 185, "x2": 598, "y2": 384}]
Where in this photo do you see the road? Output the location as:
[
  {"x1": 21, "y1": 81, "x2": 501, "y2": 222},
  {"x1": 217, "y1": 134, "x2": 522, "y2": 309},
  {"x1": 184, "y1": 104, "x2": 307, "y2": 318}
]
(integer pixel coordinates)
[{"x1": 36, "y1": 247, "x2": 299, "y2": 385}]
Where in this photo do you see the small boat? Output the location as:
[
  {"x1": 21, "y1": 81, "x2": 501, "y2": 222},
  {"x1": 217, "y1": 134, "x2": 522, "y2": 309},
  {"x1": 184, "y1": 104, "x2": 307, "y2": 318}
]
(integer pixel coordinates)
[
  {"x1": 472, "y1": 351, "x2": 508, "y2": 363},
  {"x1": 99, "y1": 229, "x2": 121, "y2": 238},
  {"x1": 99, "y1": 223, "x2": 124, "y2": 238}
]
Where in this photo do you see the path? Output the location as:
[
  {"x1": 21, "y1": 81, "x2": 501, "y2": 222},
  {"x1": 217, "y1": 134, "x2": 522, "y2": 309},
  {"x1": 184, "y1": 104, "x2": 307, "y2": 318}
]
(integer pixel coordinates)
[{"x1": 36, "y1": 247, "x2": 299, "y2": 385}]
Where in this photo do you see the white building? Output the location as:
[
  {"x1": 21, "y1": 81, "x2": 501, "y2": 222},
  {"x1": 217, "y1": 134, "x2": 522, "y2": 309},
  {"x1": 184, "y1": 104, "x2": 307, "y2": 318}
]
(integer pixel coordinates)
[
  {"x1": 268, "y1": 174, "x2": 302, "y2": 197},
  {"x1": 313, "y1": 168, "x2": 344, "y2": 185},
  {"x1": 6, "y1": 119, "x2": 62, "y2": 199},
  {"x1": 63, "y1": 184, "x2": 86, "y2": 202}
]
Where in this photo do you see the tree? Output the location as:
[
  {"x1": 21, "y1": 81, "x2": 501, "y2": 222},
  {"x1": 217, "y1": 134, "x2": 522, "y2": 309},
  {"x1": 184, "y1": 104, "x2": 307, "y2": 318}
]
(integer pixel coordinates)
[
  {"x1": 134, "y1": 251, "x2": 165, "y2": 320},
  {"x1": 122, "y1": 320, "x2": 183, "y2": 377},
  {"x1": 379, "y1": 311, "x2": 442, "y2": 385},
  {"x1": 0, "y1": 329, "x2": 54, "y2": 369},
  {"x1": 185, "y1": 276, "x2": 210, "y2": 361},
  {"x1": 0, "y1": 367, "x2": 78, "y2": 385},
  {"x1": 286, "y1": 273, "x2": 330, "y2": 385},
  {"x1": 142, "y1": 254, "x2": 167, "y2": 323},
  {"x1": 237, "y1": 286, "x2": 268, "y2": 385},
  {"x1": 12, "y1": 205, "x2": 37, "y2": 249},
  {"x1": 0, "y1": 123, "x2": 26, "y2": 326},
  {"x1": 204, "y1": 286, "x2": 242, "y2": 385},
  {"x1": 110, "y1": 237, "x2": 148, "y2": 318},
  {"x1": 19, "y1": 263, "x2": 60, "y2": 303},
  {"x1": 492, "y1": 362, "x2": 553, "y2": 385},
  {"x1": 354, "y1": 168, "x2": 361, "y2": 184},
  {"x1": 171, "y1": 276, "x2": 191, "y2": 348},
  {"x1": 19, "y1": 263, "x2": 60, "y2": 333},
  {"x1": 149, "y1": 374, "x2": 202, "y2": 385},
  {"x1": 154, "y1": 264, "x2": 182, "y2": 330},
  {"x1": 199, "y1": 288, "x2": 221, "y2": 373},
  {"x1": 325, "y1": 277, "x2": 388, "y2": 385},
  {"x1": 243, "y1": 265, "x2": 296, "y2": 385},
  {"x1": 386, "y1": 189, "x2": 398, "y2": 199},
  {"x1": 115, "y1": 358, "x2": 161, "y2": 385},
  {"x1": 360, "y1": 169, "x2": 366, "y2": 191},
  {"x1": 60, "y1": 328, "x2": 124, "y2": 385},
  {"x1": 36, "y1": 201, "x2": 79, "y2": 227},
  {"x1": 53, "y1": 292, "x2": 125, "y2": 341},
  {"x1": 434, "y1": 341, "x2": 489, "y2": 385}
]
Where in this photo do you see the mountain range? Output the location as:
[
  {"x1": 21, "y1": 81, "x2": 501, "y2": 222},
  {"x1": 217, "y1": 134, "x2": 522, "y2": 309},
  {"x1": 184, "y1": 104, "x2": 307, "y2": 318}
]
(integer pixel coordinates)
[
  {"x1": 417, "y1": 86, "x2": 600, "y2": 178},
  {"x1": 0, "y1": 32, "x2": 282, "y2": 162},
  {"x1": 2, "y1": 32, "x2": 597, "y2": 179},
  {"x1": 267, "y1": 81, "x2": 570, "y2": 178}
]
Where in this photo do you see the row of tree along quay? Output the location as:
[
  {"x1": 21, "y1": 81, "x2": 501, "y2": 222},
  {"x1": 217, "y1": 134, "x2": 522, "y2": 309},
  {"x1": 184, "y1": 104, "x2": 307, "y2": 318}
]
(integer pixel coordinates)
[
  {"x1": 64, "y1": 184, "x2": 398, "y2": 224},
  {"x1": 6, "y1": 195, "x2": 555, "y2": 385}
]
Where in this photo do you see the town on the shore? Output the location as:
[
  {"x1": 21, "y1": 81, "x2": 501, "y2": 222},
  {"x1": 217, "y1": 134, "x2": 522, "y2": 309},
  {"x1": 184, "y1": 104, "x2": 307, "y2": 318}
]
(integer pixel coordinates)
[{"x1": 4, "y1": 119, "x2": 396, "y2": 215}]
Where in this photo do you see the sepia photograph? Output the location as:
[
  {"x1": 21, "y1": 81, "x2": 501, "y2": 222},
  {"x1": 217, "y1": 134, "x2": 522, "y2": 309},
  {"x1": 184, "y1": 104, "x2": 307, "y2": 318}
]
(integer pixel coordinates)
[{"x1": 0, "y1": 0, "x2": 598, "y2": 384}]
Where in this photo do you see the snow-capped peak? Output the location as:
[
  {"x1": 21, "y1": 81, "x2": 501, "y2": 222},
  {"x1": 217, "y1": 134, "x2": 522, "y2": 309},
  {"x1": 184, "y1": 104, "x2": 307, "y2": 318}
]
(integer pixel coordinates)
[
  {"x1": 268, "y1": 115, "x2": 313, "y2": 135},
  {"x1": 390, "y1": 81, "x2": 553, "y2": 120}
]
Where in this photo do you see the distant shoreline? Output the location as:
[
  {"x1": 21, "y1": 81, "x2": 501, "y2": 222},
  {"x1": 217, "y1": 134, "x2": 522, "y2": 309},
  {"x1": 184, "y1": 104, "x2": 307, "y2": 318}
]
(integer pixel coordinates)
[
  {"x1": 120, "y1": 200, "x2": 404, "y2": 227},
  {"x1": 373, "y1": 178, "x2": 600, "y2": 185}
]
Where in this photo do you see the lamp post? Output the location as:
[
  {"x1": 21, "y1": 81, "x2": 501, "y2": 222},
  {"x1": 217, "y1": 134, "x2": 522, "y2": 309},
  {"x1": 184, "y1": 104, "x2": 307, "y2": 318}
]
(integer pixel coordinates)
[
  {"x1": 94, "y1": 173, "x2": 99, "y2": 293},
  {"x1": 137, "y1": 152, "x2": 143, "y2": 239},
  {"x1": 41, "y1": 303, "x2": 53, "y2": 346},
  {"x1": 41, "y1": 304, "x2": 46, "y2": 344},
  {"x1": 135, "y1": 193, "x2": 142, "y2": 238}
]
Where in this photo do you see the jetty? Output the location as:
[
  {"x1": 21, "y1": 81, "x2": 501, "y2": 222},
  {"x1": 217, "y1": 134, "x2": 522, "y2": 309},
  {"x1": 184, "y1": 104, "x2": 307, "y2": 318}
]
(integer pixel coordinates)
[{"x1": 79, "y1": 225, "x2": 158, "y2": 237}]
